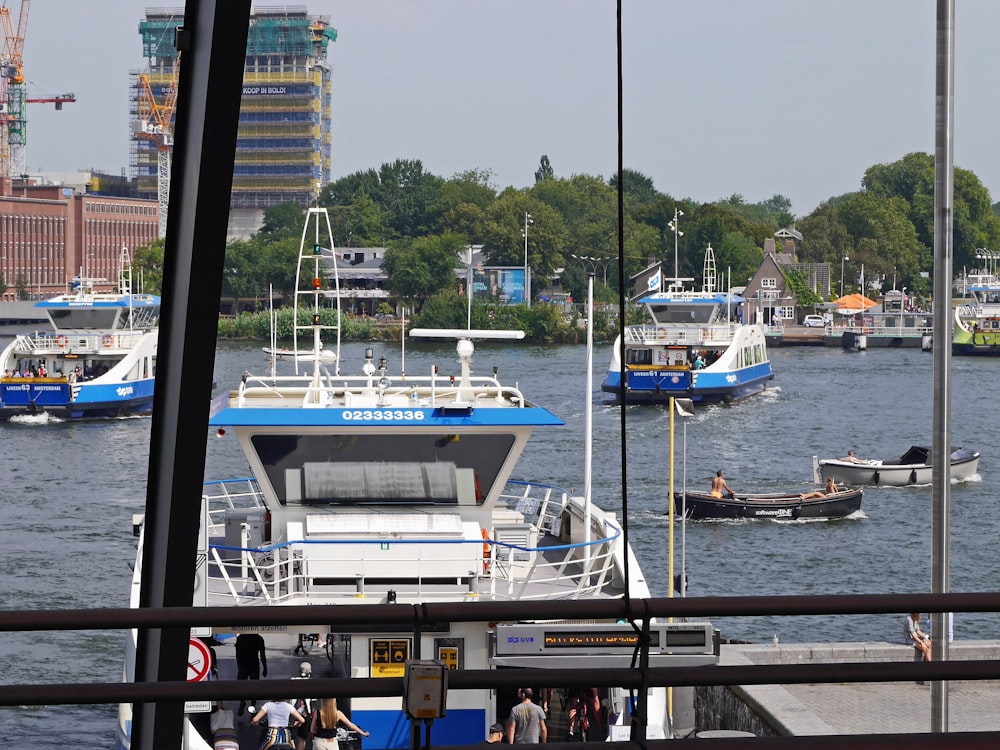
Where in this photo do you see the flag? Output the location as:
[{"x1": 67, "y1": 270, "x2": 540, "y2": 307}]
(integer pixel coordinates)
[{"x1": 647, "y1": 272, "x2": 661, "y2": 293}]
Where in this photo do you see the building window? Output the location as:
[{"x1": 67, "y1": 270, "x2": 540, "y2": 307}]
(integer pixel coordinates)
[{"x1": 761, "y1": 278, "x2": 776, "y2": 288}]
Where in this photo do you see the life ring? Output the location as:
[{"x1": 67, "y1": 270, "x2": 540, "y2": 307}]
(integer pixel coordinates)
[
  {"x1": 55, "y1": 335, "x2": 68, "y2": 349},
  {"x1": 656, "y1": 329, "x2": 667, "y2": 341},
  {"x1": 481, "y1": 528, "x2": 491, "y2": 573},
  {"x1": 101, "y1": 334, "x2": 114, "y2": 348}
]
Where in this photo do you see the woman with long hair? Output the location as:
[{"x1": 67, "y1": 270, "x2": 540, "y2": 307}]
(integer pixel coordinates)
[
  {"x1": 310, "y1": 697, "x2": 370, "y2": 750},
  {"x1": 250, "y1": 699, "x2": 306, "y2": 750}
]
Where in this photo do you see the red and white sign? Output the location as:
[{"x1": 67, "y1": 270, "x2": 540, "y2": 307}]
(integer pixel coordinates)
[{"x1": 187, "y1": 637, "x2": 212, "y2": 682}]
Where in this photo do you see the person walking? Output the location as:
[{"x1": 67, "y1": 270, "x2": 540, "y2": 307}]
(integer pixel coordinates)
[
  {"x1": 210, "y1": 701, "x2": 239, "y2": 750},
  {"x1": 310, "y1": 697, "x2": 369, "y2": 750},
  {"x1": 293, "y1": 662, "x2": 317, "y2": 750},
  {"x1": 250, "y1": 699, "x2": 306, "y2": 750},
  {"x1": 506, "y1": 688, "x2": 547, "y2": 744},
  {"x1": 236, "y1": 633, "x2": 268, "y2": 716},
  {"x1": 483, "y1": 722, "x2": 505, "y2": 744}
]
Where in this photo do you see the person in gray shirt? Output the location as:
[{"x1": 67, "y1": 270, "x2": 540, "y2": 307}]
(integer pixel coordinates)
[{"x1": 506, "y1": 688, "x2": 547, "y2": 743}]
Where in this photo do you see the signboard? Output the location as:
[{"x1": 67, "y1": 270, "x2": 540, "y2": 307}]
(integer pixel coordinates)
[
  {"x1": 437, "y1": 646, "x2": 459, "y2": 671},
  {"x1": 370, "y1": 638, "x2": 410, "y2": 678},
  {"x1": 187, "y1": 637, "x2": 212, "y2": 682}
]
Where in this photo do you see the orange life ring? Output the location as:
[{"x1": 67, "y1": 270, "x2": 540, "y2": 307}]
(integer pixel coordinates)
[
  {"x1": 481, "y1": 528, "x2": 491, "y2": 573},
  {"x1": 55, "y1": 335, "x2": 68, "y2": 349},
  {"x1": 102, "y1": 334, "x2": 114, "y2": 348}
]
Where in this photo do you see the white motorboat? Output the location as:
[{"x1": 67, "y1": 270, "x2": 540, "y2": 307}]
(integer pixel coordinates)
[{"x1": 813, "y1": 446, "x2": 980, "y2": 487}]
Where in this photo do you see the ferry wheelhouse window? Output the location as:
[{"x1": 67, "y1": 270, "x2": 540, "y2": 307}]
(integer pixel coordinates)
[
  {"x1": 250, "y1": 433, "x2": 516, "y2": 507},
  {"x1": 648, "y1": 303, "x2": 714, "y2": 325},
  {"x1": 47, "y1": 308, "x2": 120, "y2": 329}
]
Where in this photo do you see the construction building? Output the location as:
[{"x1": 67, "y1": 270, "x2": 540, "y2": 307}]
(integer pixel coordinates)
[{"x1": 131, "y1": 6, "x2": 337, "y2": 238}]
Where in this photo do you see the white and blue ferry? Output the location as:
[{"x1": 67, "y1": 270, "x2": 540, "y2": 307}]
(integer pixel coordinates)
[
  {"x1": 118, "y1": 208, "x2": 717, "y2": 749},
  {"x1": 601, "y1": 245, "x2": 773, "y2": 403},
  {"x1": 0, "y1": 252, "x2": 159, "y2": 419}
]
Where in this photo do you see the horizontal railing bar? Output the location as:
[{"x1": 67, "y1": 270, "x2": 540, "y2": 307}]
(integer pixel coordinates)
[
  {"x1": 4, "y1": 661, "x2": 1000, "y2": 707},
  {"x1": 3, "y1": 593, "x2": 1000, "y2": 632}
]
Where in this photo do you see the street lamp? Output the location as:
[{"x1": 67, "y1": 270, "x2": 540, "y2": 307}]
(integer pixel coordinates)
[
  {"x1": 522, "y1": 211, "x2": 533, "y2": 307},
  {"x1": 841, "y1": 255, "x2": 849, "y2": 297},
  {"x1": 668, "y1": 207, "x2": 684, "y2": 282},
  {"x1": 675, "y1": 398, "x2": 694, "y2": 597},
  {"x1": 571, "y1": 254, "x2": 612, "y2": 285}
]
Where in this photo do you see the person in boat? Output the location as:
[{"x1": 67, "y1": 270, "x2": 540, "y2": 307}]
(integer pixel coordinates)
[
  {"x1": 692, "y1": 353, "x2": 705, "y2": 370},
  {"x1": 841, "y1": 450, "x2": 865, "y2": 463},
  {"x1": 801, "y1": 477, "x2": 838, "y2": 500},
  {"x1": 710, "y1": 470, "x2": 735, "y2": 499}
]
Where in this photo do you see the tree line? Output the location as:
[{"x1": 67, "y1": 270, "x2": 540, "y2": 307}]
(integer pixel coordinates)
[{"x1": 132, "y1": 151, "x2": 1000, "y2": 319}]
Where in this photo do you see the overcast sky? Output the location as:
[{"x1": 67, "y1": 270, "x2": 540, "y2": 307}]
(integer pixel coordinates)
[{"x1": 19, "y1": 1, "x2": 1000, "y2": 219}]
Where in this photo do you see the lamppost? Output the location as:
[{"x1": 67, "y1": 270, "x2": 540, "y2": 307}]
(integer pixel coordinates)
[
  {"x1": 841, "y1": 255, "x2": 850, "y2": 297},
  {"x1": 668, "y1": 207, "x2": 684, "y2": 281},
  {"x1": 571, "y1": 254, "x2": 612, "y2": 285},
  {"x1": 675, "y1": 398, "x2": 694, "y2": 597},
  {"x1": 522, "y1": 211, "x2": 533, "y2": 307}
]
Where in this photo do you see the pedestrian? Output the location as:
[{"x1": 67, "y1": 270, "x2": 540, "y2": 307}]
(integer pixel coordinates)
[
  {"x1": 292, "y1": 662, "x2": 317, "y2": 750},
  {"x1": 210, "y1": 700, "x2": 239, "y2": 750},
  {"x1": 905, "y1": 612, "x2": 931, "y2": 662},
  {"x1": 483, "y1": 722, "x2": 505, "y2": 744},
  {"x1": 310, "y1": 697, "x2": 370, "y2": 750},
  {"x1": 236, "y1": 633, "x2": 268, "y2": 716},
  {"x1": 250, "y1": 699, "x2": 306, "y2": 750},
  {"x1": 505, "y1": 688, "x2": 547, "y2": 744}
]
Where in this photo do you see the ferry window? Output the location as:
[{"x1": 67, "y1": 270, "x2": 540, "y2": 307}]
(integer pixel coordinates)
[
  {"x1": 625, "y1": 348, "x2": 652, "y2": 365},
  {"x1": 47, "y1": 308, "x2": 119, "y2": 329},
  {"x1": 251, "y1": 433, "x2": 516, "y2": 507}
]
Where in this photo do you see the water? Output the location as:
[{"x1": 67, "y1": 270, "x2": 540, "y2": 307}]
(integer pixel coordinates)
[{"x1": 1, "y1": 338, "x2": 997, "y2": 744}]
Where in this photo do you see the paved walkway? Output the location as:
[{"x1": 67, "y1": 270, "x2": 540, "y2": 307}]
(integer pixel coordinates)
[{"x1": 722, "y1": 642, "x2": 1000, "y2": 735}]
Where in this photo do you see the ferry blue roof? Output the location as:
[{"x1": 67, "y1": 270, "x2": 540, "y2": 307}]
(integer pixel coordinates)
[
  {"x1": 641, "y1": 292, "x2": 743, "y2": 305},
  {"x1": 209, "y1": 401, "x2": 565, "y2": 428}
]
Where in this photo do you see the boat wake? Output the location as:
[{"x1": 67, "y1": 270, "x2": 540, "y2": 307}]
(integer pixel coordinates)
[{"x1": 9, "y1": 412, "x2": 62, "y2": 425}]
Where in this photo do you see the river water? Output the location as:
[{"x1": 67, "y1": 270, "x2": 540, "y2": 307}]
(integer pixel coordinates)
[{"x1": 1, "y1": 338, "x2": 997, "y2": 744}]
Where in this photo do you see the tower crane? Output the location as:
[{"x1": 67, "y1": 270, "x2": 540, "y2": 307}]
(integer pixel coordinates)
[
  {"x1": 1, "y1": 0, "x2": 74, "y2": 180},
  {"x1": 0, "y1": 0, "x2": 30, "y2": 178},
  {"x1": 135, "y1": 53, "x2": 179, "y2": 238}
]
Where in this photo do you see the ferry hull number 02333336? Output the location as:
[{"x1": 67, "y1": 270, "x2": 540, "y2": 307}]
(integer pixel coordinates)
[{"x1": 341, "y1": 409, "x2": 427, "y2": 422}]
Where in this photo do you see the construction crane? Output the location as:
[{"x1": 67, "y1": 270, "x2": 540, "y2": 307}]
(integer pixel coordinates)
[
  {"x1": 0, "y1": 0, "x2": 30, "y2": 178},
  {"x1": 135, "y1": 53, "x2": 179, "y2": 238},
  {"x1": 1, "y1": 0, "x2": 74, "y2": 180}
]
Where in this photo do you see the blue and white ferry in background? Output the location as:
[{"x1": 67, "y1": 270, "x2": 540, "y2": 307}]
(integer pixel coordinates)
[
  {"x1": 0, "y1": 251, "x2": 159, "y2": 419},
  {"x1": 602, "y1": 245, "x2": 773, "y2": 403},
  {"x1": 118, "y1": 208, "x2": 717, "y2": 750}
]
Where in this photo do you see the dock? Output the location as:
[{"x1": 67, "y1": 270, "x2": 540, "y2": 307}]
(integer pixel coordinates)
[
  {"x1": 697, "y1": 641, "x2": 1000, "y2": 736},
  {"x1": 767, "y1": 324, "x2": 933, "y2": 350}
]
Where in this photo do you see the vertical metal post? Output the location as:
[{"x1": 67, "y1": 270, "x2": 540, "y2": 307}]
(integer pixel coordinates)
[
  {"x1": 131, "y1": 1, "x2": 251, "y2": 748},
  {"x1": 931, "y1": 0, "x2": 954, "y2": 732}
]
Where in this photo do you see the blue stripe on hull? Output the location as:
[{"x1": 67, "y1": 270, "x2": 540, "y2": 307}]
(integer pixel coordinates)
[
  {"x1": 602, "y1": 364, "x2": 772, "y2": 403},
  {"x1": 0, "y1": 379, "x2": 155, "y2": 419}
]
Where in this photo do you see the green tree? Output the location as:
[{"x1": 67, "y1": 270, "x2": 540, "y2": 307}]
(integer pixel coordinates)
[
  {"x1": 534, "y1": 155, "x2": 554, "y2": 183},
  {"x1": 609, "y1": 168, "x2": 660, "y2": 205},
  {"x1": 258, "y1": 203, "x2": 305, "y2": 237},
  {"x1": 132, "y1": 238, "x2": 165, "y2": 295},
  {"x1": 381, "y1": 233, "x2": 467, "y2": 307}
]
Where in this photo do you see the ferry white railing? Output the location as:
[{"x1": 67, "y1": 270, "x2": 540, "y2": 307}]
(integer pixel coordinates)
[
  {"x1": 199, "y1": 479, "x2": 622, "y2": 605},
  {"x1": 16, "y1": 330, "x2": 150, "y2": 353},
  {"x1": 624, "y1": 323, "x2": 736, "y2": 345}
]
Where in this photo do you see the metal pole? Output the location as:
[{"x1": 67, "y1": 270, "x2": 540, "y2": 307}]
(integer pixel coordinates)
[
  {"x1": 930, "y1": 0, "x2": 954, "y2": 731},
  {"x1": 523, "y1": 211, "x2": 531, "y2": 307},
  {"x1": 584, "y1": 273, "x2": 594, "y2": 569}
]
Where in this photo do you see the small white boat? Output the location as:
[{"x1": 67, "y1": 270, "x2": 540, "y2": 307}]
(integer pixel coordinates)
[
  {"x1": 262, "y1": 345, "x2": 338, "y2": 362},
  {"x1": 813, "y1": 446, "x2": 980, "y2": 486},
  {"x1": 118, "y1": 207, "x2": 718, "y2": 750},
  {"x1": 601, "y1": 244, "x2": 774, "y2": 403},
  {"x1": 0, "y1": 251, "x2": 159, "y2": 419}
]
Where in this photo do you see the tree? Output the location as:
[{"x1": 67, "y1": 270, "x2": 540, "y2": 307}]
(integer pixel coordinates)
[
  {"x1": 609, "y1": 169, "x2": 660, "y2": 205},
  {"x1": 381, "y1": 233, "x2": 467, "y2": 307},
  {"x1": 132, "y1": 238, "x2": 166, "y2": 295},
  {"x1": 534, "y1": 155, "x2": 554, "y2": 183},
  {"x1": 258, "y1": 203, "x2": 305, "y2": 237}
]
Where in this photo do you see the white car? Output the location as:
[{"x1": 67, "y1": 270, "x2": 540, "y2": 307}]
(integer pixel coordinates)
[{"x1": 802, "y1": 315, "x2": 827, "y2": 328}]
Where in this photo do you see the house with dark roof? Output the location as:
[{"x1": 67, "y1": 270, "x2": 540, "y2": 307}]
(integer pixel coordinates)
[{"x1": 744, "y1": 227, "x2": 833, "y2": 325}]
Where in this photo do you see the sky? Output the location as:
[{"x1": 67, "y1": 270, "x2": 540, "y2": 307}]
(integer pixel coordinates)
[{"x1": 17, "y1": 0, "x2": 1000, "y2": 219}]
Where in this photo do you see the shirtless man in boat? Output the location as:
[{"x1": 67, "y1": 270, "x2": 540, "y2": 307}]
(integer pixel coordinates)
[
  {"x1": 801, "y1": 477, "x2": 838, "y2": 500},
  {"x1": 841, "y1": 450, "x2": 866, "y2": 463},
  {"x1": 710, "y1": 470, "x2": 735, "y2": 499}
]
